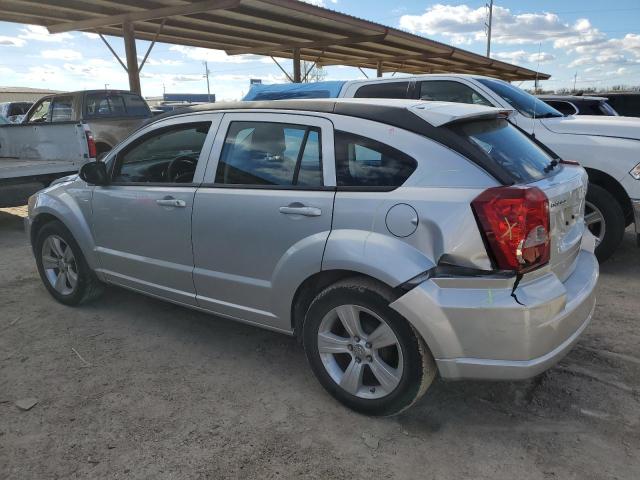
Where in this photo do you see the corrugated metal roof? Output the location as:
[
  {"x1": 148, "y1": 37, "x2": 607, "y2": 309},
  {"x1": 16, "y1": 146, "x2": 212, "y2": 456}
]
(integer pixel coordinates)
[{"x1": 0, "y1": 0, "x2": 549, "y2": 81}]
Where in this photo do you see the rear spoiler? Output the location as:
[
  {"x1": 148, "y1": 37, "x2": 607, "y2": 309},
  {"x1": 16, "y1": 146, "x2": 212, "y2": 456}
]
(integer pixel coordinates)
[{"x1": 408, "y1": 103, "x2": 515, "y2": 127}]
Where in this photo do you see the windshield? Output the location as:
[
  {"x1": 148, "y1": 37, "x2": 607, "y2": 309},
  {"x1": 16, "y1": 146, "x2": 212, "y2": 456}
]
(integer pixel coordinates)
[
  {"x1": 476, "y1": 78, "x2": 563, "y2": 119},
  {"x1": 452, "y1": 118, "x2": 556, "y2": 183}
]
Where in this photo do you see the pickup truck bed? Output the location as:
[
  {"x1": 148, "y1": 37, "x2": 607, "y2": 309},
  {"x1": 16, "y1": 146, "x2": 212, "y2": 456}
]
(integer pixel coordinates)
[{"x1": 0, "y1": 158, "x2": 79, "y2": 181}]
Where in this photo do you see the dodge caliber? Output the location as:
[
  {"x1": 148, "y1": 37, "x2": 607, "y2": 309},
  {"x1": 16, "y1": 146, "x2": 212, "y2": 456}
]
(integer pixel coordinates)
[{"x1": 26, "y1": 99, "x2": 599, "y2": 415}]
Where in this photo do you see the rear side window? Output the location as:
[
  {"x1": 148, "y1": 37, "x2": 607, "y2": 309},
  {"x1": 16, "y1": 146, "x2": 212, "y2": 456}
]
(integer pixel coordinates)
[
  {"x1": 354, "y1": 82, "x2": 410, "y2": 99},
  {"x1": 51, "y1": 96, "x2": 73, "y2": 122},
  {"x1": 123, "y1": 94, "x2": 151, "y2": 116},
  {"x1": 544, "y1": 100, "x2": 576, "y2": 116},
  {"x1": 419, "y1": 81, "x2": 492, "y2": 106},
  {"x1": 215, "y1": 121, "x2": 323, "y2": 187},
  {"x1": 451, "y1": 119, "x2": 555, "y2": 183},
  {"x1": 334, "y1": 131, "x2": 417, "y2": 188},
  {"x1": 85, "y1": 93, "x2": 126, "y2": 118}
]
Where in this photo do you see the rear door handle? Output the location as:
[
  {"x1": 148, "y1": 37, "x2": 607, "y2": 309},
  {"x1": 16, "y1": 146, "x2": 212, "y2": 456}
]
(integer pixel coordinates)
[
  {"x1": 156, "y1": 197, "x2": 186, "y2": 208},
  {"x1": 279, "y1": 205, "x2": 322, "y2": 217}
]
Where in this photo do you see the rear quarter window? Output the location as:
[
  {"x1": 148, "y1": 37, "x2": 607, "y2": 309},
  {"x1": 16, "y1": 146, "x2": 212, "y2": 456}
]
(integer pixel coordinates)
[
  {"x1": 450, "y1": 119, "x2": 555, "y2": 184},
  {"x1": 353, "y1": 82, "x2": 410, "y2": 99},
  {"x1": 85, "y1": 92, "x2": 150, "y2": 118}
]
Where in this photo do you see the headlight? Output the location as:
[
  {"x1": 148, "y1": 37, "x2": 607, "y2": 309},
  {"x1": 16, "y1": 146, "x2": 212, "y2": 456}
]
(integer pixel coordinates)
[{"x1": 631, "y1": 163, "x2": 640, "y2": 180}]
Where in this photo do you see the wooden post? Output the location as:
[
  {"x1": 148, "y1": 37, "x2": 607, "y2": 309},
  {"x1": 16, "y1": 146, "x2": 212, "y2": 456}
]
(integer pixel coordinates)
[
  {"x1": 123, "y1": 21, "x2": 141, "y2": 94},
  {"x1": 293, "y1": 47, "x2": 301, "y2": 83},
  {"x1": 376, "y1": 60, "x2": 383, "y2": 78}
]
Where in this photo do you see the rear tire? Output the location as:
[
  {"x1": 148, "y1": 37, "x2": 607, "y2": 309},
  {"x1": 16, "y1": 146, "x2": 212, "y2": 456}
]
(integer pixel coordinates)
[
  {"x1": 302, "y1": 277, "x2": 437, "y2": 416},
  {"x1": 586, "y1": 183, "x2": 625, "y2": 262},
  {"x1": 34, "y1": 220, "x2": 103, "y2": 306}
]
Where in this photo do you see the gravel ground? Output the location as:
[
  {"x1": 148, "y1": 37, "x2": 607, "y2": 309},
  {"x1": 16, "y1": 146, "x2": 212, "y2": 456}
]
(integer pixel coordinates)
[{"x1": 1, "y1": 206, "x2": 639, "y2": 480}]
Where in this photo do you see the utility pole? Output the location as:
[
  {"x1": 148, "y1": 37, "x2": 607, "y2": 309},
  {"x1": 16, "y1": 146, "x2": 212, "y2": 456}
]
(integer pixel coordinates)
[
  {"x1": 485, "y1": 0, "x2": 494, "y2": 58},
  {"x1": 203, "y1": 61, "x2": 211, "y2": 102},
  {"x1": 573, "y1": 72, "x2": 577, "y2": 92}
]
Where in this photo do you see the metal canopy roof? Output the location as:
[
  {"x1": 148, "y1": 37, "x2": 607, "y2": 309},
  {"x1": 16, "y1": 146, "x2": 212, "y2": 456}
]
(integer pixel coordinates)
[{"x1": 0, "y1": 0, "x2": 549, "y2": 82}]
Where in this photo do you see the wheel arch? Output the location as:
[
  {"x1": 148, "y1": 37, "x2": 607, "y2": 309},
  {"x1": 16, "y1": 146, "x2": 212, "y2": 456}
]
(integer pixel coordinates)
[{"x1": 585, "y1": 167, "x2": 633, "y2": 224}]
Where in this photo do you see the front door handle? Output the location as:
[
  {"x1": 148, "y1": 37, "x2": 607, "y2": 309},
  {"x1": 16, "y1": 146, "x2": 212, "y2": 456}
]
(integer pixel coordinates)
[
  {"x1": 156, "y1": 197, "x2": 186, "y2": 208},
  {"x1": 279, "y1": 205, "x2": 322, "y2": 217}
]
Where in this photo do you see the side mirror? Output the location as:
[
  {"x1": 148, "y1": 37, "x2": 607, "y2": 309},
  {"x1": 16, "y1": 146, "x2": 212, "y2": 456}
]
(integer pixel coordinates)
[{"x1": 79, "y1": 161, "x2": 109, "y2": 186}]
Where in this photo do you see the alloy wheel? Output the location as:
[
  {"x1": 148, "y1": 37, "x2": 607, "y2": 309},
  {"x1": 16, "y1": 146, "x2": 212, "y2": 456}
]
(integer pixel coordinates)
[
  {"x1": 584, "y1": 200, "x2": 606, "y2": 246},
  {"x1": 41, "y1": 235, "x2": 78, "y2": 296},
  {"x1": 317, "y1": 304, "x2": 403, "y2": 399}
]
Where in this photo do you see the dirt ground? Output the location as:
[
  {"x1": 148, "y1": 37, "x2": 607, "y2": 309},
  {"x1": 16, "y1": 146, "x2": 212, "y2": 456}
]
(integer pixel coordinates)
[{"x1": 1, "y1": 205, "x2": 639, "y2": 480}]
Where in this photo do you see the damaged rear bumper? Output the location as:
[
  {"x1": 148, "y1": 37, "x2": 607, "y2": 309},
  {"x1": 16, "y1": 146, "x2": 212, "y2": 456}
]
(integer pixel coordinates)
[{"x1": 390, "y1": 249, "x2": 599, "y2": 381}]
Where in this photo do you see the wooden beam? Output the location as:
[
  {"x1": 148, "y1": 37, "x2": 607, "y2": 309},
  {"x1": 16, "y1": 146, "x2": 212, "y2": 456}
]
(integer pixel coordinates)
[
  {"x1": 318, "y1": 51, "x2": 452, "y2": 67},
  {"x1": 123, "y1": 22, "x2": 141, "y2": 95},
  {"x1": 47, "y1": 0, "x2": 240, "y2": 33},
  {"x1": 293, "y1": 47, "x2": 301, "y2": 83},
  {"x1": 225, "y1": 33, "x2": 387, "y2": 56}
]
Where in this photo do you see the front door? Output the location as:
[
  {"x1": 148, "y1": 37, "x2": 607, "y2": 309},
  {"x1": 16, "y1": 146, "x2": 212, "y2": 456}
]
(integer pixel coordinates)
[
  {"x1": 91, "y1": 116, "x2": 220, "y2": 305},
  {"x1": 192, "y1": 112, "x2": 336, "y2": 331}
]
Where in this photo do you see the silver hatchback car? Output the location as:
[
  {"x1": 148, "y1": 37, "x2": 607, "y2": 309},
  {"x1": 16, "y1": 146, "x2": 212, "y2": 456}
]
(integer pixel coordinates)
[{"x1": 26, "y1": 99, "x2": 599, "y2": 415}]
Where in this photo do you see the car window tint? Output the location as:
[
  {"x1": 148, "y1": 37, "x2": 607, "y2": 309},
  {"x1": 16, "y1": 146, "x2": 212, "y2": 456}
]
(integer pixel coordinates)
[
  {"x1": 51, "y1": 96, "x2": 73, "y2": 122},
  {"x1": 334, "y1": 131, "x2": 417, "y2": 188},
  {"x1": 123, "y1": 94, "x2": 151, "y2": 116},
  {"x1": 113, "y1": 122, "x2": 211, "y2": 184},
  {"x1": 85, "y1": 93, "x2": 126, "y2": 117},
  {"x1": 545, "y1": 100, "x2": 576, "y2": 116},
  {"x1": 354, "y1": 82, "x2": 409, "y2": 99},
  {"x1": 451, "y1": 118, "x2": 554, "y2": 183},
  {"x1": 27, "y1": 98, "x2": 51, "y2": 123},
  {"x1": 419, "y1": 81, "x2": 493, "y2": 106},
  {"x1": 215, "y1": 121, "x2": 323, "y2": 187}
]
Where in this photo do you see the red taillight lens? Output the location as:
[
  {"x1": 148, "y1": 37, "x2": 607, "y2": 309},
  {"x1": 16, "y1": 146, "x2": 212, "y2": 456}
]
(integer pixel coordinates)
[
  {"x1": 85, "y1": 131, "x2": 97, "y2": 158},
  {"x1": 472, "y1": 186, "x2": 550, "y2": 273}
]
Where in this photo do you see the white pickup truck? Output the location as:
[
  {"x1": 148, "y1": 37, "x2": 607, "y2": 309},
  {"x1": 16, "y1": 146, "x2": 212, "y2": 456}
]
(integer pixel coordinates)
[
  {"x1": 0, "y1": 89, "x2": 151, "y2": 207},
  {"x1": 246, "y1": 75, "x2": 640, "y2": 261}
]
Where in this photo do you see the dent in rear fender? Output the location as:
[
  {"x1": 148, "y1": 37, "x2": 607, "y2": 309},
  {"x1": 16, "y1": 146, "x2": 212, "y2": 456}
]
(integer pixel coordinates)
[
  {"x1": 270, "y1": 231, "x2": 332, "y2": 329},
  {"x1": 322, "y1": 229, "x2": 436, "y2": 287},
  {"x1": 30, "y1": 183, "x2": 98, "y2": 270}
]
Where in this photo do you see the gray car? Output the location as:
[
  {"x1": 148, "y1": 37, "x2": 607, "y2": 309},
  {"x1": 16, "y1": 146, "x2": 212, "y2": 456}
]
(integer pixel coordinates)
[{"x1": 26, "y1": 99, "x2": 599, "y2": 415}]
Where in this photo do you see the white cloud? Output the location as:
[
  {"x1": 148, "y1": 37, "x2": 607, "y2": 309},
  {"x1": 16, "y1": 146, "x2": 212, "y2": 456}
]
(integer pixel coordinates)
[
  {"x1": 42, "y1": 49, "x2": 82, "y2": 61},
  {"x1": 82, "y1": 32, "x2": 99, "y2": 40},
  {"x1": 137, "y1": 56, "x2": 183, "y2": 67},
  {"x1": 301, "y1": 0, "x2": 338, "y2": 7},
  {"x1": 0, "y1": 36, "x2": 26, "y2": 47},
  {"x1": 169, "y1": 45, "x2": 259, "y2": 63},
  {"x1": 493, "y1": 50, "x2": 555, "y2": 65},
  {"x1": 19, "y1": 25, "x2": 73, "y2": 43}
]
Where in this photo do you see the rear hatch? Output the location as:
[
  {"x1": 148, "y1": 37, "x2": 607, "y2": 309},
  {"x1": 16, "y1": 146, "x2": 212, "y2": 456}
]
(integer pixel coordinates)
[{"x1": 449, "y1": 116, "x2": 588, "y2": 281}]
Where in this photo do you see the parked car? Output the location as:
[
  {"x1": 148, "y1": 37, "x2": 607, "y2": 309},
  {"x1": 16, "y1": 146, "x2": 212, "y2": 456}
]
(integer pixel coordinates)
[
  {"x1": 537, "y1": 95, "x2": 618, "y2": 117},
  {"x1": 601, "y1": 92, "x2": 640, "y2": 118},
  {"x1": 0, "y1": 90, "x2": 151, "y2": 207},
  {"x1": 26, "y1": 99, "x2": 598, "y2": 415},
  {"x1": 245, "y1": 76, "x2": 640, "y2": 261},
  {"x1": 0, "y1": 101, "x2": 33, "y2": 123}
]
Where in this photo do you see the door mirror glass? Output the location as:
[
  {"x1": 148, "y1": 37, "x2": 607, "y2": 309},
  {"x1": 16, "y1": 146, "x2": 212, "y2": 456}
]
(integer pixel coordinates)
[{"x1": 79, "y1": 161, "x2": 109, "y2": 185}]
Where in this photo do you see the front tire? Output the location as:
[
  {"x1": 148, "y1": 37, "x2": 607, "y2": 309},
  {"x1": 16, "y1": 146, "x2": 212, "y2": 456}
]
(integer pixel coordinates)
[
  {"x1": 34, "y1": 220, "x2": 103, "y2": 306},
  {"x1": 585, "y1": 183, "x2": 625, "y2": 262},
  {"x1": 302, "y1": 278, "x2": 436, "y2": 416}
]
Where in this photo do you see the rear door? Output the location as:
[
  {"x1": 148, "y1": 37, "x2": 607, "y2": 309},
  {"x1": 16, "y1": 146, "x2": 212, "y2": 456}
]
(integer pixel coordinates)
[{"x1": 192, "y1": 112, "x2": 335, "y2": 331}]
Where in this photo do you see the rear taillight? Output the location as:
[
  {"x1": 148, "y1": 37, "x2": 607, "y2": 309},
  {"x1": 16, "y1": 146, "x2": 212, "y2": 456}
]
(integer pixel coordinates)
[
  {"x1": 472, "y1": 186, "x2": 550, "y2": 273},
  {"x1": 85, "y1": 131, "x2": 97, "y2": 159}
]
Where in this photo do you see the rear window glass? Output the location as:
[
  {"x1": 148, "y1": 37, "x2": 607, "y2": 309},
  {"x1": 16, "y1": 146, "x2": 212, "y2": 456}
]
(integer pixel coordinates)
[
  {"x1": 451, "y1": 119, "x2": 555, "y2": 183},
  {"x1": 354, "y1": 82, "x2": 409, "y2": 99},
  {"x1": 85, "y1": 92, "x2": 150, "y2": 118}
]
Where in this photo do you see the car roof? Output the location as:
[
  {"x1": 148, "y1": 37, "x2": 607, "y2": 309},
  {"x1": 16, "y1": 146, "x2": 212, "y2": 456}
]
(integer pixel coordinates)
[{"x1": 150, "y1": 98, "x2": 504, "y2": 128}]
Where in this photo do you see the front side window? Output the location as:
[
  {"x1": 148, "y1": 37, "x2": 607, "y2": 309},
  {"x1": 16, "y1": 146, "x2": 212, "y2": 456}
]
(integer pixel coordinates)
[
  {"x1": 215, "y1": 121, "x2": 323, "y2": 187},
  {"x1": 51, "y1": 96, "x2": 74, "y2": 122},
  {"x1": 85, "y1": 93, "x2": 126, "y2": 118},
  {"x1": 419, "y1": 81, "x2": 492, "y2": 106},
  {"x1": 113, "y1": 122, "x2": 211, "y2": 184},
  {"x1": 26, "y1": 98, "x2": 52, "y2": 123},
  {"x1": 334, "y1": 131, "x2": 417, "y2": 188},
  {"x1": 451, "y1": 118, "x2": 555, "y2": 183},
  {"x1": 476, "y1": 77, "x2": 563, "y2": 118},
  {"x1": 354, "y1": 82, "x2": 410, "y2": 99}
]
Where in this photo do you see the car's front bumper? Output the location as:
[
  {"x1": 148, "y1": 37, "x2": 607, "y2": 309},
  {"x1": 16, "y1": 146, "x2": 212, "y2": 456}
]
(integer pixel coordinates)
[{"x1": 390, "y1": 248, "x2": 599, "y2": 381}]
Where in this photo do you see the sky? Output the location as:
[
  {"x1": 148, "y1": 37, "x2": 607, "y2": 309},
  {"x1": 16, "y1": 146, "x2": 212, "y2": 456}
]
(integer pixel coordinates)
[{"x1": 0, "y1": 0, "x2": 639, "y2": 100}]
